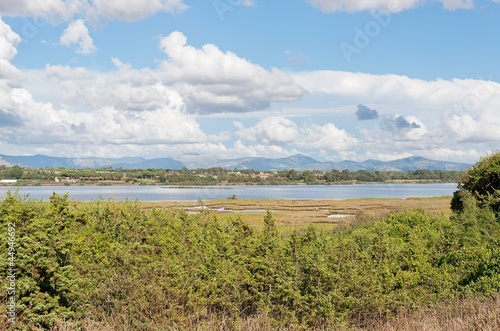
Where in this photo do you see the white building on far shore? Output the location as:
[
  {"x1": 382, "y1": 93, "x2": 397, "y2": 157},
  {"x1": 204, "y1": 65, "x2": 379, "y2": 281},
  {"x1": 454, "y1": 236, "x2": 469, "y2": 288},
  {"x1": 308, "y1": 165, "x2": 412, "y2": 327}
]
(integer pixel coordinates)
[{"x1": 0, "y1": 179, "x2": 18, "y2": 183}]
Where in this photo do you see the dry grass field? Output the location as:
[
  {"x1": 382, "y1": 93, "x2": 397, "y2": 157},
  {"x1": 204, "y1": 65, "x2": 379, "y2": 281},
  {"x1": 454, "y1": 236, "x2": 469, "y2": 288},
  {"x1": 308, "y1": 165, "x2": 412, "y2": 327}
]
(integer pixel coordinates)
[
  {"x1": 45, "y1": 293, "x2": 500, "y2": 331},
  {"x1": 139, "y1": 196, "x2": 453, "y2": 229}
]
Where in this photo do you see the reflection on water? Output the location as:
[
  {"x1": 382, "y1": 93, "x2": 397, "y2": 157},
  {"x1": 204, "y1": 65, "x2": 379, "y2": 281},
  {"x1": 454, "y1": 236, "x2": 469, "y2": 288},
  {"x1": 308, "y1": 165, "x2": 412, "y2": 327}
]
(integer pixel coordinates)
[{"x1": 0, "y1": 183, "x2": 457, "y2": 202}]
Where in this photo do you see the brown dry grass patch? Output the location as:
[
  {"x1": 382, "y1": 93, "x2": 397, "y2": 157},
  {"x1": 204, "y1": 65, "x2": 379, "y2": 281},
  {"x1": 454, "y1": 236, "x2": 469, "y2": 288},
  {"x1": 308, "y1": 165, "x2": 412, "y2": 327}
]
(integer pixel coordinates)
[
  {"x1": 362, "y1": 294, "x2": 500, "y2": 331},
  {"x1": 138, "y1": 197, "x2": 452, "y2": 229},
  {"x1": 39, "y1": 293, "x2": 500, "y2": 330}
]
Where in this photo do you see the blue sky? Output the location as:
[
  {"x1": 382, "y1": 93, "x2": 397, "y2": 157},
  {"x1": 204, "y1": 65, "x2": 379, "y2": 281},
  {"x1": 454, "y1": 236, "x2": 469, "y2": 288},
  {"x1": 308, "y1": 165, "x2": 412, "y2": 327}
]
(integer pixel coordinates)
[{"x1": 0, "y1": 0, "x2": 499, "y2": 164}]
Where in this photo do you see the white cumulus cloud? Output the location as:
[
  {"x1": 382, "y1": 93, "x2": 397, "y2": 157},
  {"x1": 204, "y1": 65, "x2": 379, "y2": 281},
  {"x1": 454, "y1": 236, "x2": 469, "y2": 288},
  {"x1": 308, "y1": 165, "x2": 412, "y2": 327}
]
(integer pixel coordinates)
[
  {"x1": 87, "y1": 0, "x2": 187, "y2": 22},
  {"x1": 235, "y1": 116, "x2": 358, "y2": 152},
  {"x1": 445, "y1": 114, "x2": 500, "y2": 142},
  {"x1": 158, "y1": 31, "x2": 305, "y2": 113},
  {"x1": 0, "y1": 0, "x2": 85, "y2": 22},
  {"x1": 0, "y1": 18, "x2": 21, "y2": 78},
  {"x1": 0, "y1": 0, "x2": 188, "y2": 22},
  {"x1": 3, "y1": 83, "x2": 207, "y2": 147},
  {"x1": 59, "y1": 19, "x2": 96, "y2": 55},
  {"x1": 234, "y1": 116, "x2": 299, "y2": 144}
]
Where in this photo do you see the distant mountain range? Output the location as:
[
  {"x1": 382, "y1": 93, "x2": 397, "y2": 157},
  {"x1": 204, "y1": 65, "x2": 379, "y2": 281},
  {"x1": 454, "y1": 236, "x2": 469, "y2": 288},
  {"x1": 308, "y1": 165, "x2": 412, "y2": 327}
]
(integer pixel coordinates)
[
  {"x1": 0, "y1": 153, "x2": 472, "y2": 172},
  {"x1": 201, "y1": 154, "x2": 471, "y2": 172}
]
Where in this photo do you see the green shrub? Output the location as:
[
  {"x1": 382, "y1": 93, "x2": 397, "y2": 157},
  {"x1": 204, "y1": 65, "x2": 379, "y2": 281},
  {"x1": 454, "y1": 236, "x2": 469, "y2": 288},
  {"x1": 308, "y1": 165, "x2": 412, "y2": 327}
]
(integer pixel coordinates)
[{"x1": 452, "y1": 151, "x2": 500, "y2": 214}]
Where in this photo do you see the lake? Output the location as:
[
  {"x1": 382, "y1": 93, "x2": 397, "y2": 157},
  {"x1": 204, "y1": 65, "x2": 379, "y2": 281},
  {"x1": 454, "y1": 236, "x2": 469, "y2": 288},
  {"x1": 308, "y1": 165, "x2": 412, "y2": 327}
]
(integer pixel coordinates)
[{"x1": 0, "y1": 183, "x2": 457, "y2": 202}]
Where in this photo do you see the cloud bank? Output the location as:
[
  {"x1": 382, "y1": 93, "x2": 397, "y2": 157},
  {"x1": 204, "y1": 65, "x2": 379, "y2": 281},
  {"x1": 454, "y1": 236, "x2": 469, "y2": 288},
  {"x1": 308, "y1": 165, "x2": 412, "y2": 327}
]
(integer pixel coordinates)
[{"x1": 0, "y1": 15, "x2": 498, "y2": 163}]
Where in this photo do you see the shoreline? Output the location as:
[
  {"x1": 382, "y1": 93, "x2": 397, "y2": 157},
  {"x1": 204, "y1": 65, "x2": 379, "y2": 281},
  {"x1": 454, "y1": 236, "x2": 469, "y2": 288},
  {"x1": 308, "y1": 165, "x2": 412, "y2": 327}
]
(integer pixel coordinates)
[{"x1": 0, "y1": 180, "x2": 458, "y2": 187}]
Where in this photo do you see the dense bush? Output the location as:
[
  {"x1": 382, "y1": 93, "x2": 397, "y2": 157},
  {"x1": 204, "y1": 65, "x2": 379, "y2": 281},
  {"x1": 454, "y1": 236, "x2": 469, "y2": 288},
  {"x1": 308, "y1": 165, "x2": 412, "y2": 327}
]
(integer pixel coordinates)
[
  {"x1": 0, "y1": 193, "x2": 79, "y2": 330},
  {"x1": 451, "y1": 151, "x2": 500, "y2": 214},
  {"x1": 1, "y1": 190, "x2": 500, "y2": 330}
]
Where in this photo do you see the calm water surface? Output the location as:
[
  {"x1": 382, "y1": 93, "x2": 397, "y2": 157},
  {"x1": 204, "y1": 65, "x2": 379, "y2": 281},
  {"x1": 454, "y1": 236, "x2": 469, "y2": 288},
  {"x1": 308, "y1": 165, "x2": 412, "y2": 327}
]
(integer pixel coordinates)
[{"x1": 0, "y1": 183, "x2": 457, "y2": 202}]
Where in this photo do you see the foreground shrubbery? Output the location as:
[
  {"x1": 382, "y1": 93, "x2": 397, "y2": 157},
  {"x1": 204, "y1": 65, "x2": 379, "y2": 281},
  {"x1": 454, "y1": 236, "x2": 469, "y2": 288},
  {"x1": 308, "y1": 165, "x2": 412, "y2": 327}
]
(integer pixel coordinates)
[
  {"x1": 0, "y1": 151, "x2": 498, "y2": 330},
  {"x1": 0, "y1": 189, "x2": 499, "y2": 330}
]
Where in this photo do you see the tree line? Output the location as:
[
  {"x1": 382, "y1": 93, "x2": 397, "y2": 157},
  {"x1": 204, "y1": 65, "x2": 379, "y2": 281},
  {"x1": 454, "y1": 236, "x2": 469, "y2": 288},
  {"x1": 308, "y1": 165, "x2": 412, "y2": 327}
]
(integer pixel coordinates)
[{"x1": 0, "y1": 164, "x2": 464, "y2": 185}]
